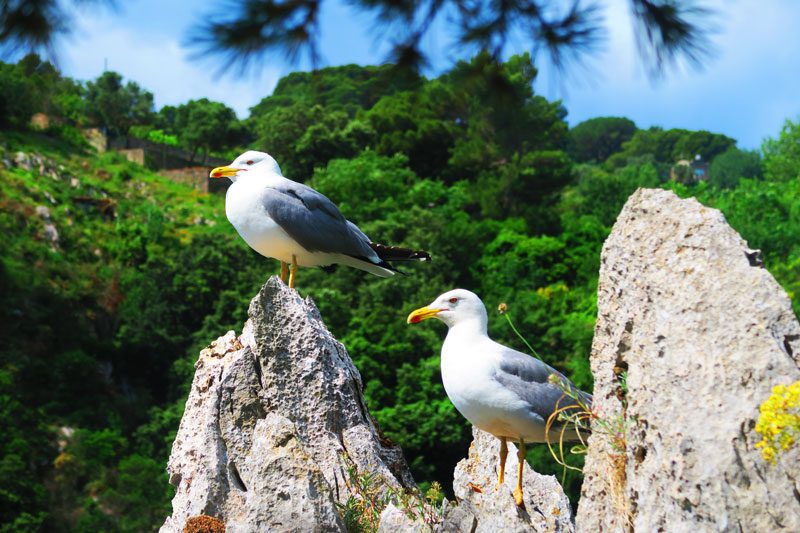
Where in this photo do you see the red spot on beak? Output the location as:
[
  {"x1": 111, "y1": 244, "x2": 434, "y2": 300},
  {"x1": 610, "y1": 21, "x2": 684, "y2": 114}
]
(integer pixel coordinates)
[{"x1": 409, "y1": 315, "x2": 421, "y2": 324}]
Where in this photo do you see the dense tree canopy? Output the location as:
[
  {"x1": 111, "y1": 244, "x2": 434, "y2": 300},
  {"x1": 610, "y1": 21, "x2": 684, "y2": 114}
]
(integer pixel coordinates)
[
  {"x1": 0, "y1": 60, "x2": 35, "y2": 127},
  {"x1": 84, "y1": 71, "x2": 155, "y2": 137},
  {"x1": 606, "y1": 126, "x2": 736, "y2": 175},
  {"x1": 568, "y1": 117, "x2": 638, "y2": 163},
  {"x1": 709, "y1": 147, "x2": 762, "y2": 188},
  {"x1": 762, "y1": 117, "x2": 800, "y2": 182},
  {"x1": 157, "y1": 98, "x2": 246, "y2": 161}
]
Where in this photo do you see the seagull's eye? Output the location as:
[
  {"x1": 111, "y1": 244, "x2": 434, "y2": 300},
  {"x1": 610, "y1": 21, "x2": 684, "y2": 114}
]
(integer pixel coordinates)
[
  {"x1": 449, "y1": 297, "x2": 458, "y2": 304},
  {"x1": 246, "y1": 160, "x2": 254, "y2": 165}
]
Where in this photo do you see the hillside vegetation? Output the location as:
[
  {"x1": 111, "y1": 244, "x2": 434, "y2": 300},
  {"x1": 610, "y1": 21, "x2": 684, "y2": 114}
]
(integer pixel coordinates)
[{"x1": 1, "y1": 54, "x2": 799, "y2": 532}]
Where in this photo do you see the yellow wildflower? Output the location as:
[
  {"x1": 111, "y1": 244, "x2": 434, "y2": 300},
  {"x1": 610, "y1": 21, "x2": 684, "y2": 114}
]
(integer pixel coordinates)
[{"x1": 755, "y1": 381, "x2": 800, "y2": 464}]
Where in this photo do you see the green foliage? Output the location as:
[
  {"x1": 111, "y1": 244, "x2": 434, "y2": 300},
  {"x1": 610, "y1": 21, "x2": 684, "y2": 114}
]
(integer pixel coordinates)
[
  {"x1": 607, "y1": 126, "x2": 735, "y2": 172},
  {"x1": 0, "y1": 55, "x2": 89, "y2": 136},
  {"x1": 337, "y1": 465, "x2": 391, "y2": 533},
  {"x1": 337, "y1": 461, "x2": 446, "y2": 533},
  {"x1": 158, "y1": 98, "x2": 245, "y2": 160},
  {"x1": 763, "y1": 116, "x2": 800, "y2": 181},
  {"x1": 84, "y1": 71, "x2": 155, "y2": 137},
  {"x1": 561, "y1": 163, "x2": 660, "y2": 226},
  {"x1": 252, "y1": 64, "x2": 422, "y2": 116},
  {"x1": 248, "y1": 52, "x2": 567, "y2": 185},
  {"x1": 247, "y1": 64, "x2": 421, "y2": 177},
  {"x1": 0, "y1": 61, "x2": 36, "y2": 127},
  {"x1": 568, "y1": 117, "x2": 637, "y2": 163},
  {"x1": 0, "y1": 370, "x2": 52, "y2": 530},
  {"x1": 0, "y1": 134, "x2": 248, "y2": 530},
  {"x1": 17, "y1": 54, "x2": 86, "y2": 125},
  {"x1": 129, "y1": 126, "x2": 179, "y2": 146},
  {"x1": 709, "y1": 147, "x2": 762, "y2": 188},
  {"x1": 442, "y1": 53, "x2": 568, "y2": 182},
  {"x1": 475, "y1": 150, "x2": 572, "y2": 232}
]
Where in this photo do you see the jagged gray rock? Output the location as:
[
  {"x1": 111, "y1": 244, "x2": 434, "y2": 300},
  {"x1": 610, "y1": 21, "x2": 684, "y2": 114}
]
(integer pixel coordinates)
[
  {"x1": 160, "y1": 277, "x2": 418, "y2": 532},
  {"x1": 446, "y1": 428, "x2": 574, "y2": 532},
  {"x1": 576, "y1": 188, "x2": 800, "y2": 532},
  {"x1": 375, "y1": 426, "x2": 576, "y2": 532},
  {"x1": 163, "y1": 276, "x2": 578, "y2": 532}
]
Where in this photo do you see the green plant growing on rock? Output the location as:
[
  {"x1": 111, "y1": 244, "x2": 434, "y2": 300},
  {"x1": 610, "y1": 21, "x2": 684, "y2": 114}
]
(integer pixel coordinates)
[
  {"x1": 544, "y1": 373, "x2": 592, "y2": 474},
  {"x1": 391, "y1": 481, "x2": 446, "y2": 528},
  {"x1": 337, "y1": 459, "x2": 446, "y2": 532},
  {"x1": 338, "y1": 465, "x2": 390, "y2": 533},
  {"x1": 755, "y1": 381, "x2": 800, "y2": 464},
  {"x1": 543, "y1": 365, "x2": 635, "y2": 527}
]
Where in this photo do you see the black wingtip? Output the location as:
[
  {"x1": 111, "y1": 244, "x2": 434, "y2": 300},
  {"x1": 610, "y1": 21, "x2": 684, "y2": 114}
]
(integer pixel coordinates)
[{"x1": 371, "y1": 243, "x2": 431, "y2": 262}]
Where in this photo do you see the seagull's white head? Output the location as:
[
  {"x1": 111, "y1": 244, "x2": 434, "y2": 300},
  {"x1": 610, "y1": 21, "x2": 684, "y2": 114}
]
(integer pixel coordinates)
[
  {"x1": 407, "y1": 288, "x2": 488, "y2": 330},
  {"x1": 209, "y1": 150, "x2": 282, "y2": 182}
]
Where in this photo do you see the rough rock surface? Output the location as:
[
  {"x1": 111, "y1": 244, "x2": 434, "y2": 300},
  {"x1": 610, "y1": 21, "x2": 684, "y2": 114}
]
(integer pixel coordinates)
[
  {"x1": 447, "y1": 428, "x2": 574, "y2": 532},
  {"x1": 375, "y1": 427, "x2": 575, "y2": 532},
  {"x1": 160, "y1": 277, "x2": 417, "y2": 532},
  {"x1": 576, "y1": 189, "x2": 800, "y2": 532}
]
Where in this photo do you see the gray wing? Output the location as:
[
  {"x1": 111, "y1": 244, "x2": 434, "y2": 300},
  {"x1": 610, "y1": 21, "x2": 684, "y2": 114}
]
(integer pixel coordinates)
[
  {"x1": 260, "y1": 181, "x2": 378, "y2": 260},
  {"x1": 494, "y1": 347, "x2": 592, "y2": 428}
]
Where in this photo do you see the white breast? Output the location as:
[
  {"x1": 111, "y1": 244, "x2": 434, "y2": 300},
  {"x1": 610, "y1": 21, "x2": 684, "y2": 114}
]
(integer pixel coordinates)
[
  {"x1": 225, "y1": 178, "x2": 301, "y2": 264},
  {"x1": 441, "y1": 333, "x2": 552, "y2": 442}
]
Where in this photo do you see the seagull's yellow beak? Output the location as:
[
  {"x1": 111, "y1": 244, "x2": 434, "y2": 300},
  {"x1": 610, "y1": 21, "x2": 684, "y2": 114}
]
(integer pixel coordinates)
[
  {"x1": 209, "y1": 166, "x2": 245, "y2": 178},
  {"x1": 407, "y1": 306, "x2": 443, "y2": 324}
]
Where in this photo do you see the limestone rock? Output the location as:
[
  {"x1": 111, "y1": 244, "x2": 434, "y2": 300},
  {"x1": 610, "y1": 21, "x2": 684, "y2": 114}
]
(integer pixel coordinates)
[
  {"x1": 378, "y1": 503, "x2": 426, "y2": 532},
  {"x1": 160, "y1": 277, "x2": 418, "y2": 532},
  {"x1": 375, "y1": 426, "x2": 576, "y2": 532},
  {"x1": 14, "y1": 151, "x2": 32, "y2": 170},
  {"x1": 11, "y1": 150, "x2": 62, "y2": 180},
  {"x1": 576, "y1": 188, "x2": 800, "y2": 532},
  {"x1": 436, "y1": 499, "x2": 479, "y2": 532},
  {"x1": 447, "y1": 428, "x2": 574, "y2": 532},
  {"x1": 34, "y1": 205, "x2": 59, "y2": 248}
]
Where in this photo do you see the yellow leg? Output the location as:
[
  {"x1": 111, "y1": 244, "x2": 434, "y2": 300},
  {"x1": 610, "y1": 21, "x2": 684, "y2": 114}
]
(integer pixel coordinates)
[
  {"x1": 280, "y1": 261, "x2": 288, "y2": 283},
  {"x1": 495, "y1": 437, "x2": 508, "y2": 490},
  {"x1": 513, "y1": 439, "x2": 526, "y2": 507},
  {"x1": 288, "y1": 255, "x2": 298, "y2": 289}
]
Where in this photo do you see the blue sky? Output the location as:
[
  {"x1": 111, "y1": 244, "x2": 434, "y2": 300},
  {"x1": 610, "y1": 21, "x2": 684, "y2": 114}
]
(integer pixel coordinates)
[{"x1": 53, "y1": 0, "x2": 800, "y2": 149}]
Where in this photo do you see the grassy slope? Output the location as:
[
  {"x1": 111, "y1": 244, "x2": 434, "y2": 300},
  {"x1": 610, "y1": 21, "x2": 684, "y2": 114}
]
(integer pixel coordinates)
[{"x1": 0, "y1": 131, "x2": 268, "y2": 531}]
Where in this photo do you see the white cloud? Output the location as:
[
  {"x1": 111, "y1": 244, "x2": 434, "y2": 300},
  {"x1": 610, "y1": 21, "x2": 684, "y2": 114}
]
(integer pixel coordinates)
[{"x1": 59, "y1": 10, "x2": 281, "y2": 117}]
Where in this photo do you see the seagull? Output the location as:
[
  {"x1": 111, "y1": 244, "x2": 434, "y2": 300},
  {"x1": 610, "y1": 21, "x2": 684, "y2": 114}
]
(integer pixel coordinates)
[
  {"x1": 407, "y1": 289, "x2": 591, "y2": 507},
  {"x1": 209, "y1": 151, "x2": 430, "y2": 288}
]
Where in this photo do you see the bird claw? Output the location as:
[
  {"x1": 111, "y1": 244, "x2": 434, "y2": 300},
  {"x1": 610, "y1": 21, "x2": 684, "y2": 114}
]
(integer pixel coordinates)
[
  {"x1": 467, "y1": 482, "x2": 483, "y2": 493},
  {"x1": 493, "y1": 480, "x2": 504, "y2": 492},
  {"x1": 513, "y1": 488, "x2": 525, "y2": 508}
]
